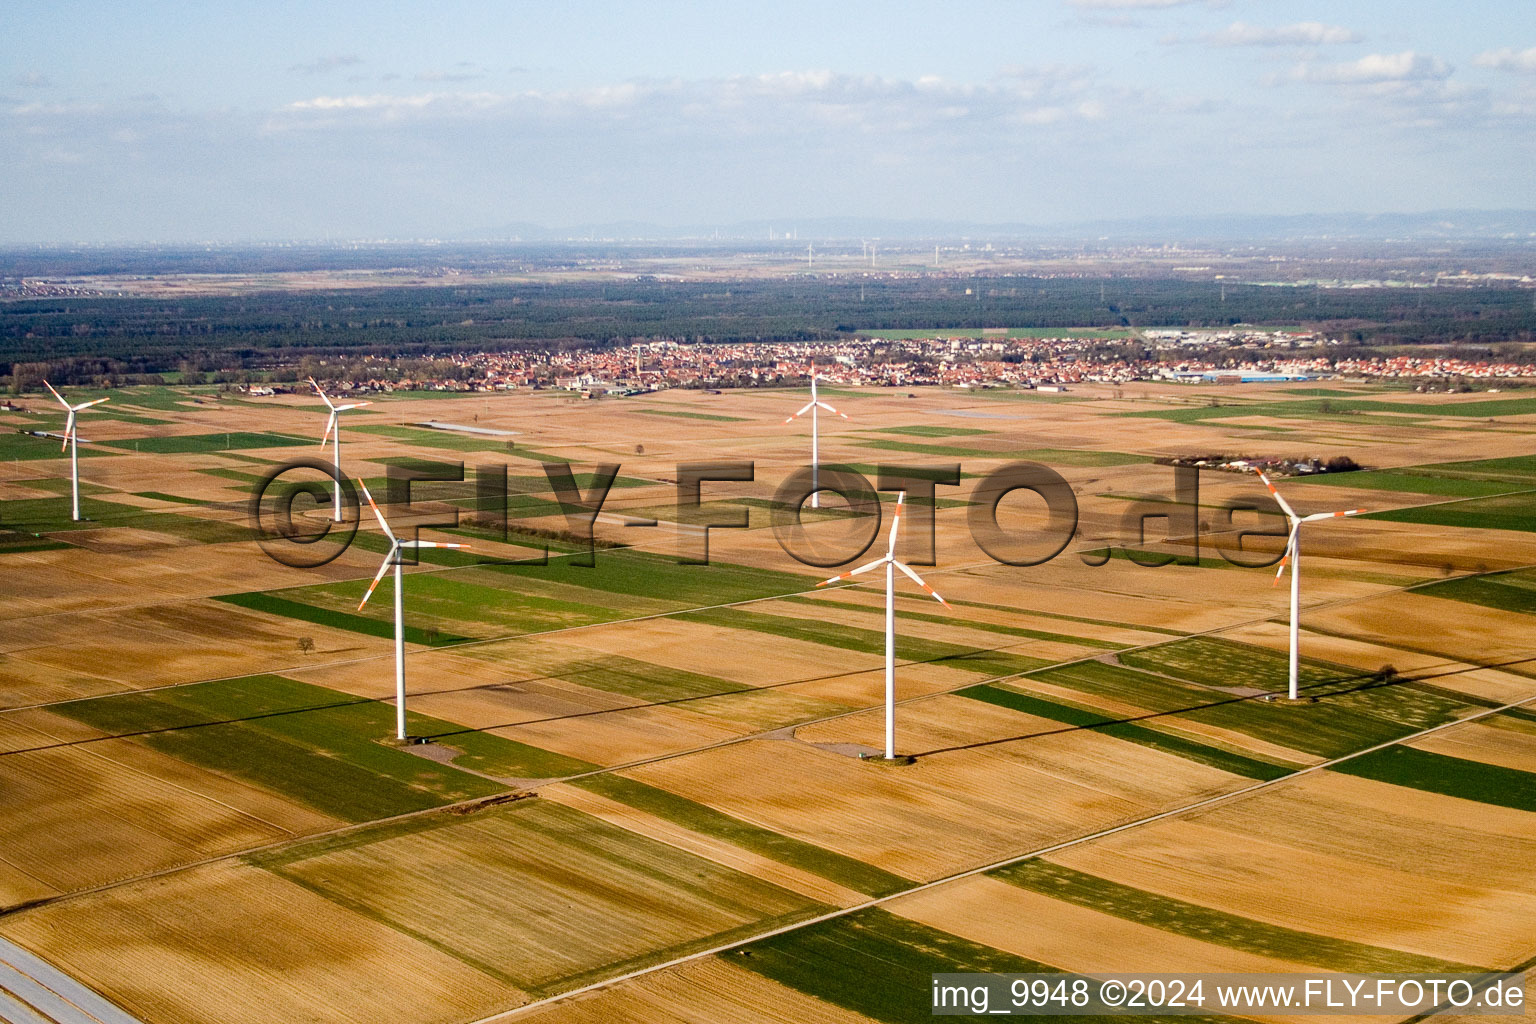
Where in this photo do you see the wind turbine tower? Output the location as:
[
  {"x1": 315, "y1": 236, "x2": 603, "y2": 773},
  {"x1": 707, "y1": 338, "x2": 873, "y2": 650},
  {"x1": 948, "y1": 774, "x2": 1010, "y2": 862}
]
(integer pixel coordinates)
[
  {"x1": 817, "y1": 492, "x2": 951, "y2": 760},
  {"x1": 44, "y1": 381, "x2": 108, "y2": 522},
  {"x1": 312, "y1": 378, "x2": 372, "y2": 522},
  {"x1": 1258, "y1": 470, "x2": 1365, "y2": 700},
  {"x1": 357, "y1": 481, "x2": 468, "y2": 741},
  {"x1": 783, "y1": 373, "x2": 848, "y2": 509}
]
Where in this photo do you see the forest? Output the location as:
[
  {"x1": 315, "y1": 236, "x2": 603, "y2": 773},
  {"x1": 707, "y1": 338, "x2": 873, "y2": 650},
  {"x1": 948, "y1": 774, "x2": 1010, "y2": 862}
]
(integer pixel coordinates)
[{"x1": 4, "y1": 258, "x2": 1534, "y2": 386}]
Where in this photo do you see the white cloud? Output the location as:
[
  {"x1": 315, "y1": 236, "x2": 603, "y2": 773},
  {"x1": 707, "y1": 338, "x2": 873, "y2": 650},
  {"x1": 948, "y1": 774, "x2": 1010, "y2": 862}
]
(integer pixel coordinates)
[
  {"x1": 1300, "y1": 51, "x2": 1451, "y2": 84},
  {"x1": 280, "y1": 69, "x2": 1119, "y2": 137},
  {"x1": 285, "y1": 92, "x2": 504, "y2": 113},
  {"x1": 1474, "y1": 47, "x2": 1536, "y2": 73},
  {"x1": 12, "y1": 72, "x2": 52, "y2": 88},
  {"x1": 1202, "y1": 22, "x2": 1360, "y2": 47}
]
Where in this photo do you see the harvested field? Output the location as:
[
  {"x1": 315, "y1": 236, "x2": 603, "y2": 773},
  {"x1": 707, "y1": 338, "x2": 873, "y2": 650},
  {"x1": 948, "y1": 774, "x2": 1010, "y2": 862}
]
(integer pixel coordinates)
[
  {"x1": 516, "y1": 958, "x2": 880, "y2": 1024},
  {"x1": 1048, "y1": 776, "x2": 1536, "y2": 967},
  {"x1": 0, "y1": 862, "x2": 515, "y2": 1024},
  {"x1": 624, "y1": 693, "x2": 1248, "y2": 881},
  {"x1": 253, "y1": 797, "x2": 823, "y2": 994}
]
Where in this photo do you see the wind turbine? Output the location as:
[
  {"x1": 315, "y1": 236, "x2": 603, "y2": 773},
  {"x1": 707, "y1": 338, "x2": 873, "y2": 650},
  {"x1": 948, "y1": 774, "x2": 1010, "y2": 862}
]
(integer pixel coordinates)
[
  {"x1": 357, "y1": 480, "x2": 468, "y2": 741},
  {"x1": 44, "y1": 381, "x2": 108, "y2": 522},
  {"x1": 783, "y1": 373, "x2": 848, "y2": 509},
  {"x1": 1258, "y1": 470, "x2": 1365, "y2": 701},
  {"x1": 817, "y1": 492, "x2": 950, "y2": 760},
  {"x1": 311, "y1": 378, "x2": 372, "y2": 522}
]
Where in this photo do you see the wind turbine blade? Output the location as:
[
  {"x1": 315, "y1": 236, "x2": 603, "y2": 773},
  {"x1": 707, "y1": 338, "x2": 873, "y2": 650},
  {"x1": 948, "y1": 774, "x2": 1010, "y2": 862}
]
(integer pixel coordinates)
[
  {"x1": 43, "y1": 381, "x2": 68, "y2": 407},
  {"x1": 357, "y1": 479, "x2": 396, "y2": 541},
  {"x1": 333, "y1": 402, "x2": 371, "y2": 412},
  {"x1": 310, "y1": 377, "x2": 335, "y2": 409},
  {"x1": 894, "y1": 559, "x2": 949, "y2": 607},
  {"x1": 400, "y1": 541, "x2": 468, "y2": 550},
  {"x1": 816, "y1": 556, "x2": 889, "y2": 586},
  {"x1": 320, "y1": 412, "x2": 336, "y2": 447},
  {"x1": 61, "y1": 412, "x2": 75, "y2": 452},
  {"x1": 784, "y1": 400, "x2": 816, "y2": 423},
  {"x1": 358, "y1": 549, "x2": 398, "y2": 610},
  {"x1": 1256, "y1": 471, "x2": 1298, "y2": 519},
  {"x1": 1272, "y1": 526, "x2": 1298, "y2": 587},
  {"x1": 816, "y1": 401, "x2": 849, "y2": 420},
  {"x1": 74, "y1": 397, "x2": 110, "y2": 410},
  {"x1": 1304, "y1": 509, "x2": 1366, "y2": 522},
  {"x1": 887, "y1": 491, "x2": 905, "y2": 556}
]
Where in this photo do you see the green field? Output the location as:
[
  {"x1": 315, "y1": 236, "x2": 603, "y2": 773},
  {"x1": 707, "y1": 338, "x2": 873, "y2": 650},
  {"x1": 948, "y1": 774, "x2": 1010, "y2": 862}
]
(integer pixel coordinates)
[
  {"x1": 1332, "y1": 745, "x2": 1536, "y2": 811},
  {"x1": 993, "y1": 860, "x2": 1479, "y2": 972},
  {"x1": 100, "y1": 431, "x2": 307, "y2": 454},
  {"x1": 0, "y1": 493, "x2": 250, "y2": 543},
  {"x1": 961, "y1": 683, "x2": 1297, "y2": 779},
  {"x1": 1295, "y1": 455, "x2": 1536, "y2": 498},
  {"x1": 53, "y1": 675, "x2": 512, "y2": 820},
  {"x1": 1029, "y1": 640, "x2": 1475, "y2": 759},
  {"x1": 856, "y1": 438, "x2": 1012, "y2": 459},
  {"x1": 217, "y1": 547, "x2": 820, "y2": 647},
  {"x1": 1125, "y1": 394, "x2": 1536, "y2": 428},
  {"x1": 502, "y1": 649, "x2": 750, "y2": 704},
  {"x1": 734, "y1": 908, "x2": 1240, "y2": 1024},
  {"x1": 1416, "y1": 569, "x2": 1536, "y2": 615},
  {"x1": 869, "y1": 424, "x2": 994, "y2": 438},
  {"x1": 938, "y1": 595, "x2": 1186, "y2": 636},
  {"x1": 129, "y1": 490, "x2": 205, "y2": 505},
  {"x1": 351, "y1": 422, "x2": 537, "y2": 455},
  {"x1": 1018, "y1": 448, "x2": 1148, "y2": 468},
  {"x1": 632, "y1": 408, "x2": 750, "y2": 422},
  {"x1": 779, "y1": 594, "x2": 1128, "y2": 650},
  {"x1": 0, "y1": 530, "x2": 72, "y2": 555},
  {"x1": 0, "y1": 432, "x2": 121, "y2": 462},
  {"x1": 857, "y1": 439, "x2": 1145, "y2": 466},
  {"x1": 1364, "y1": 491, "x2": 1536, "y2": 533},
  {"x1": 214, "y1": 590, "x2": 476, "y2": 645},
  {"x1": 572, "y1": 774, "x2": 911, "y2": 896},
  {"x1": 674, "y1": 606, "x2": 1053, "y2": 679}
]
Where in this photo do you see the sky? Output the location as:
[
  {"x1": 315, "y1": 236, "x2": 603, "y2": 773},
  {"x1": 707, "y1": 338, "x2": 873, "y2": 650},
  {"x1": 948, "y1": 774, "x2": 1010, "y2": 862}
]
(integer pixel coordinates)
[{"x1": 3, "y1": 0, "x2": 1535, "y2": 242}]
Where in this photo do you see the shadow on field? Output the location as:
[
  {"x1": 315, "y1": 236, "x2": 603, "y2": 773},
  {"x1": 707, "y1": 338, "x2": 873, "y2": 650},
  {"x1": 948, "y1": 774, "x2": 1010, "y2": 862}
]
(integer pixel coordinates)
[
  {"x1": 907, "y1": 654, "x2": 1536, "y2": 760},
  {"x1": 0, "y1": 638, "x2": 1035, "y2": 757},
  {"x1": 5, "y1": 642, "x2": 1531, "y2": 764}
]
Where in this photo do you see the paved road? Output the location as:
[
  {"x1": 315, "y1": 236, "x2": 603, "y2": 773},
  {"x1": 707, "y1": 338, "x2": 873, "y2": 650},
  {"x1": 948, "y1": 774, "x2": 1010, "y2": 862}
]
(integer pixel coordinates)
[{"x1": 0, "y1": 939, "x2": 143, "y2": 1024}]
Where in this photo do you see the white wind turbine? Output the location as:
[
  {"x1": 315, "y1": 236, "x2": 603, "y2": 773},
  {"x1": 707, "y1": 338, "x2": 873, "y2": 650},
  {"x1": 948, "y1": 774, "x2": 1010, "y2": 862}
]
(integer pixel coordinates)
[
  {"x1": 312, "y1": 377, "x2": 372, "y2": 522},
  {"x1": 1258, "y1": 470, "x2": 1365, "y2": 701},
  {"x1": 357, "y1": 480, "x2": 468, "y2": 741},
  {"x1": 783, "y1": 373, "x2": 848, "y2": 509},
  {"x1": 44, "y1": 381, "x2": 109, "y2": 522},
  {"x1": 817, "y1": 492, "x2": 950, "y2": 761}
]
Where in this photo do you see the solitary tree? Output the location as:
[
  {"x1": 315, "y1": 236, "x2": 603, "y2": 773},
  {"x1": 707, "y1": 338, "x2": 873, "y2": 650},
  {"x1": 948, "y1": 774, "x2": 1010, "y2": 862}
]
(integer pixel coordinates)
[{"x1": 297, "y1": 637, "x2": 315, "y2": 656}]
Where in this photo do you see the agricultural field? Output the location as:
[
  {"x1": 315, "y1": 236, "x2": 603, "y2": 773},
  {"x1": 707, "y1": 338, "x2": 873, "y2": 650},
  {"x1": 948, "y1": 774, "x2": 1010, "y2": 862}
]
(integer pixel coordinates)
[{"x1": 0, "y1": 377, "x2": 1533, "y2": 1023}]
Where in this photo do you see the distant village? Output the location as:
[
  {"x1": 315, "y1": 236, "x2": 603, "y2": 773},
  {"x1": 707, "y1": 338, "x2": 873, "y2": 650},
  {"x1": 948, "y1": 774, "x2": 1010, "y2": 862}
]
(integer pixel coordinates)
[{"x1": 238, "y1": 328, "x2": 1536, "y2": 398}]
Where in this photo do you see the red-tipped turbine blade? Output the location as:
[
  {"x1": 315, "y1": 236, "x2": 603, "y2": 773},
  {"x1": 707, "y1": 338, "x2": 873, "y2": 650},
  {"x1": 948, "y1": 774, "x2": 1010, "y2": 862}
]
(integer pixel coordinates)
[
  {"x1": 359, "y1": 550, "x2": 396, "y2": 609},
  {"x1": 895, "y1": 560, "x2": 949, "y2": 607}
]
